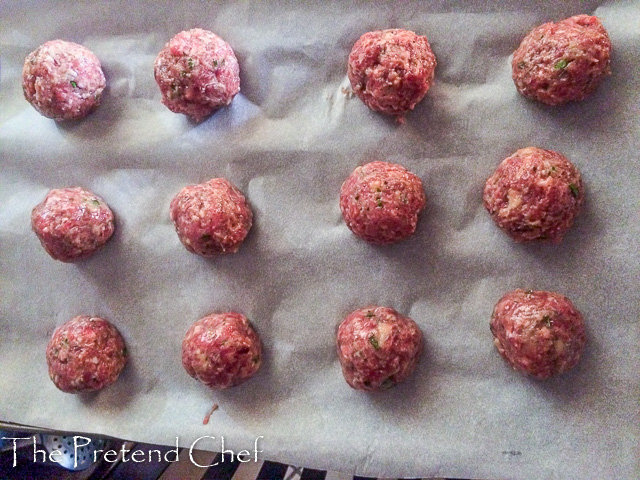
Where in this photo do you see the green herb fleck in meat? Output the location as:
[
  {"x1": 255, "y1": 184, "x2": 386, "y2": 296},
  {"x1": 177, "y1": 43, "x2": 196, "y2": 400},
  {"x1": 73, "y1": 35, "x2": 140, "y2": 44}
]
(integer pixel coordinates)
[
  {"x1": 569, "y1": 184, "x2": 579, "y2": 198},
  {"x1": 376, "y1": 199, "x2": 383, "y2": 208},
  {"x1": 70, "y1": 81, "x2": 78, "y2": 88},
  {"x1": 554, "y1": 59, "x2": 568, "y2": 70},
  {"x1": 517, "y1": 61, "x2": 526, "y2": 69},
  {"x1": 187, "y1": 58, "x2": 195, "y2": 69},
  {"x1": 365, "y1": 311, "x2": 375, "y2": 318},
  {"x1": 368, "y1": 335, "x2": 380, "y2": 350},
  {"x1": 212, "y1": 59, "x2": 218, "y2": 68},
  {"x1": 542, "y1": 315, "x2": 552, "y2": 327},
  {"x1": 92, "y1": 199, "x2": 100, "y2": 206}
]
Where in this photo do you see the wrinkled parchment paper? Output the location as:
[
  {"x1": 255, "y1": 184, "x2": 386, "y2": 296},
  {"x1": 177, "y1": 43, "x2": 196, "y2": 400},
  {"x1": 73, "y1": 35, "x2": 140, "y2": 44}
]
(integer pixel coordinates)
[{"x1": 1, "y1": 1, "x2": 638, "y2": 479}]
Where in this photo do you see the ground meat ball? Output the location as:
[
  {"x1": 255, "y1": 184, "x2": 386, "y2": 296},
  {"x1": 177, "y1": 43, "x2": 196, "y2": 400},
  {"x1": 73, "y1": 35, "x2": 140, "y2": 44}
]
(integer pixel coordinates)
[
  {"x1": 512, "y1": 15, "x2": 611, "y2": 105},
  {"x1": 31, "y1": 187, "x2": 115, "y2": 262},
  {"x1": 46, "y1": 316, "x2": 127, "y2": 393},
  {"x1": 337, "y1": 306, "x2": 422, "y2": 391},
  {"x1": 170, "y1": 178, "x2": 252, "y2": 257},
  {"x1": 182, "y1": 312, "x2": 262, "y2": 389},
  {"x1": 22, "y1": 40, "x2": 106, "y2": 120},
  {"x1": 340, "y1": 161, "x2": 426, "y2": 245},
  {"x1": 483, "y1": 147, "x2": 584, "y2": 243},
  {"x1": 348, "y1": 29, "x2": 436, "y2": 122},
  {"x1": 154, "y1": 28, "x2": 240, "y2": 121},
  {"x1": 490, "y1": 289, "x2": 586, "y2": 379}
]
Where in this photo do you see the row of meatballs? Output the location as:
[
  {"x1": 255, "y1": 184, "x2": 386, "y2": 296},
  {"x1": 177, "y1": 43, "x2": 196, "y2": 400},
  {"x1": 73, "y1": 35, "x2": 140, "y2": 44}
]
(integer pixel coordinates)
[
  {"x1": 22, "y1": 15, "x2": 612, "y2": 123},
  {"x1": 46, "y1": 288, "x2": 587, "y2": 394},
  {"x1": 30, "y1": 145, "x2": 584, "y2": 263}
]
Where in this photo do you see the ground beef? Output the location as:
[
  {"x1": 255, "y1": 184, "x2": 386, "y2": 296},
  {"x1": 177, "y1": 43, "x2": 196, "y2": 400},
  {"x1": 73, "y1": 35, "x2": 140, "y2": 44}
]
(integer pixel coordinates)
[
  {"x1": 348, "y1": 28, "x2": 437, "y2": 122},
  {"x1": 483, "y1": 147, "x2": 584, "y2": 243},
  {"x1": 336, "y1": 306, "x2": 422, "y2": 391},
  {"x1": 154, "y1": 28, "x2": 240, "y2": 121},
  {"x1": 182, "y1": 312, "x2": 262, "y2": 389},
  {"x1": 22, "y1": 40, "x2": 106, "y2": 120},
  {"x1": 490, "y1": 289, "x2": 586, "y2": 379},
  {"x1": 512, "y1": 15, "x2": 612, "y2": 105},
  {"x1": 31, "y1": 187, "x2": 115, "y2": 262},
  {"x1": 170, "y1": 178, "x2": 252, "y2": 257},
  {"x1": 46, "y1": 316, "x2": 127, "y2": 393},
  {"x1": 340, "y1": 161, "x2": 426, "y2": 245}
]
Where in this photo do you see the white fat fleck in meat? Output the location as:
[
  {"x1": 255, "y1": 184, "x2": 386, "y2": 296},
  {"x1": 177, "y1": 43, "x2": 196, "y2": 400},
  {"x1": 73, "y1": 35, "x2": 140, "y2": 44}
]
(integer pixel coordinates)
[
  {"x1": 506, "y1": 189, "x2": 523, "y2": 211},
  {"x1": 375, "y1": 321, "x2": 393, "y2": 347}
]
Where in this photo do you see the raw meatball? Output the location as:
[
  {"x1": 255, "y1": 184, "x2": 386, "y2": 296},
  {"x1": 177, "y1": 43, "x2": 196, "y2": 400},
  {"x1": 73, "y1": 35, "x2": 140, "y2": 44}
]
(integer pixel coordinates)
[
  {"x1": 154, "y1": 28, "x2": 240, "y2": 121},
  {"x1": 336, "y1": 306, "x2": 422, "y2": 391},
  {"x1": 512, "y1": 15, "x2": 612, "y2": 105},
  {"x1": 170, "y1": 178, "x2": 252, "y2": 257},
  {"x1": 483, "y1": 147, "x2": 584, "y2": 243},
  {"x1": 182, "y1": 312, "x2": 262, "y2": 389},
  {"x1": 22, "y1": 40, "x2": 106, "y2": 120},
  {"x1": 490, "y1": 289, "x2": 586, "y2": 379},
  {"x1": 31, "y1": 187, "x2": 115, "y2": 262},
  {"x1": 348, "y1": 29, "x2": 436, "y2": 122},
  {"x1": 340, "y1": 161, "x2": 426, "y2": 245},
  {"x1": 46, "y1": 316, "x2": 127, "y2": 393}
]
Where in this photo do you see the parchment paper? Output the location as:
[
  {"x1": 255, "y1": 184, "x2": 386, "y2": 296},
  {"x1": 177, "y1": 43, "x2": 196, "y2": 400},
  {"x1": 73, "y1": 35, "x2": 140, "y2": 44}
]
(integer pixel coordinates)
[{"x1": 1, "y1": 1, "x2": 638, "y2": 479}]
